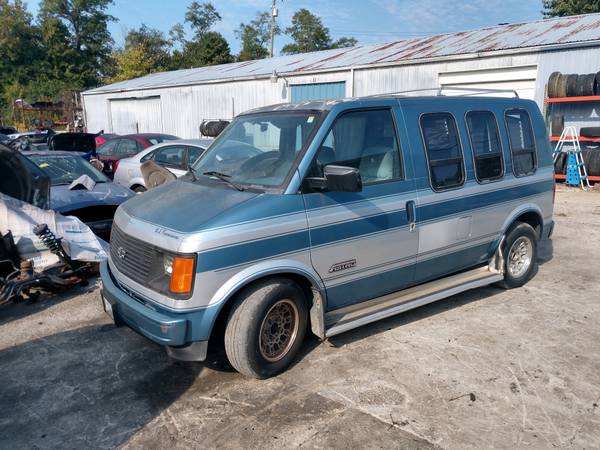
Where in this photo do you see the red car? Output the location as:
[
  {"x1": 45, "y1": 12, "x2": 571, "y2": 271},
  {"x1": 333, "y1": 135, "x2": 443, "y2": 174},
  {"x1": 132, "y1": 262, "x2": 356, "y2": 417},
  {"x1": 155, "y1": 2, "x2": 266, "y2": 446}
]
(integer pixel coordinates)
[
  {"x1": 95, "y1": 133, "x2": 118, "y2": 147},
  {"x1": 96, "y1": 133, "x2": 179, "y2": 177}
]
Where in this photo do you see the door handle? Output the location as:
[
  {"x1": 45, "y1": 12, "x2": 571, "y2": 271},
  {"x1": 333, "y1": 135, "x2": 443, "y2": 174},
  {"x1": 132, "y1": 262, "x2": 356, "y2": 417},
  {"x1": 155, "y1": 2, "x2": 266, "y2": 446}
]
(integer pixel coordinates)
[{"x1": 406, "y1": 200, "x2": 416, "y2": 232}]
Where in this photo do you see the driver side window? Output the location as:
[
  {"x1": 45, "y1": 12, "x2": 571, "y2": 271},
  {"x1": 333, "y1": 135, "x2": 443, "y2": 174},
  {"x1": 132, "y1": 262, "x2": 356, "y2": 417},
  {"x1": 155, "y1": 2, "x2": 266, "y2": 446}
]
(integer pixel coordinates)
[{"x1": 312, "y1": 109, "x2": 403, "y2": 184}]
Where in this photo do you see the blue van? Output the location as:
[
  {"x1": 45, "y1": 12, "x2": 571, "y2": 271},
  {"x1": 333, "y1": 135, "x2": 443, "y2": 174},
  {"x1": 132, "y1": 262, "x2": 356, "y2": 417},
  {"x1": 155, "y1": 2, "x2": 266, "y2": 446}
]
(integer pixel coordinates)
[{"x1": 100, "y1": 94, "x2": 554, "y2": 378}]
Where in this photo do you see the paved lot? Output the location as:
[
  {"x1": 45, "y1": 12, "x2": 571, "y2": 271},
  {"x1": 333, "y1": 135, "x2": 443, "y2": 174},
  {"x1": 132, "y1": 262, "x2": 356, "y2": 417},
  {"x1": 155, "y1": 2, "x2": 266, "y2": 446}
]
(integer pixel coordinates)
[{"x1": 1, "y1": 187, "x2": 600, "y2": 450}]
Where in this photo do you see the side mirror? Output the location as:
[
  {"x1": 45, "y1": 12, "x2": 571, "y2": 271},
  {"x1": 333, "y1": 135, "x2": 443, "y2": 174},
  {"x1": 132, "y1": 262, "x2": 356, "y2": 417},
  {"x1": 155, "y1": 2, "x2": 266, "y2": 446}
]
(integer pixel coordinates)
[{"x1": 306, "y1": 164, "x2": 362, "y2": 193}]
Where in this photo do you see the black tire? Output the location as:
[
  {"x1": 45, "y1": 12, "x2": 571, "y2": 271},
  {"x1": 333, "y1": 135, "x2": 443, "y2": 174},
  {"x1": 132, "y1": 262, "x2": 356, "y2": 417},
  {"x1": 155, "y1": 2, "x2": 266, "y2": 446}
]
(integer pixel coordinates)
[
  {"x1": 580, "y1": 126, "x2": 600, "y2": 138},
  {"x1": 585, "y1": 148, "x2": 600, "y2": 176},
  {"x1": 551, "y1": 113, "x2": 564, "y2": 136},
  {"x1": 200, "y1": 120, "x2": 229, "y2": 137},
  {"x1": 582, "y1": 73, "x2": 596, "y2": 96},
  {"x1": 576, "y1": 74, "x2": 589, "y2": 97},
  {"x1": 224, "y1": 278, "x2": 308, "y2": 379},
  {"x1": 556, "y1": 73, "x2": 568, "y2": 98},
  {"x1": 566, "y1": 74, "x2": 579, "y2": 97},
  {"x1": 595, "y1": 71, "x2": 600, "y2": 95},
  {"x1": 547, "y1": 72, "x2": 561, "y2": 98},
  {"x1": 132, "y1": 185, "x2": 146, "y2": 193},
  {"x1": 498, "y1": 223, "x2": 538, "y2": 289},
  {"x1": 554, "y1": 152, "x2": 567, "y2": 174}
]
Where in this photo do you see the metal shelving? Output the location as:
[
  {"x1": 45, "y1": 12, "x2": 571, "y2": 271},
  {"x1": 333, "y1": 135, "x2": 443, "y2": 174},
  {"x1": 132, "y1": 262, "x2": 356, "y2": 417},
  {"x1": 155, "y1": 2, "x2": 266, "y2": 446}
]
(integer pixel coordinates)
[{"x1": 545, "y1": 95, "x2": 600, "y2": 103}]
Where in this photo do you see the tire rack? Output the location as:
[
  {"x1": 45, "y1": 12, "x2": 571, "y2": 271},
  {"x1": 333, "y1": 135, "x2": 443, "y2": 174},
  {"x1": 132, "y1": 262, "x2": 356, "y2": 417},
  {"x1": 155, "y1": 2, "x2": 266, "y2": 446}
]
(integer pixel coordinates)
[{"x1": 544, "y1": 95, "x2": 600, "y2": 182}]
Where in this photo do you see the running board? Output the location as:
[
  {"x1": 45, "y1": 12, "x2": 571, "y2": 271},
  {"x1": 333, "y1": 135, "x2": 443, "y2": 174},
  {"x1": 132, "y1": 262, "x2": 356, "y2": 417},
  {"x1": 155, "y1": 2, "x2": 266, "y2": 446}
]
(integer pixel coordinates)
[{"x1": 324, "y1": 266, "x2": 503, "y2": 338}]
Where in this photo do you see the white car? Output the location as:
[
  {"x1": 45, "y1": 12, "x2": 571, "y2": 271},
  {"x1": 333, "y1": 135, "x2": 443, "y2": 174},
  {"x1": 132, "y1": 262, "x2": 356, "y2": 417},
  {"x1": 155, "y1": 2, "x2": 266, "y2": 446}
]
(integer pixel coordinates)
[{"x1": 113, "y1": 139, "x2": 213, "y2": 192}]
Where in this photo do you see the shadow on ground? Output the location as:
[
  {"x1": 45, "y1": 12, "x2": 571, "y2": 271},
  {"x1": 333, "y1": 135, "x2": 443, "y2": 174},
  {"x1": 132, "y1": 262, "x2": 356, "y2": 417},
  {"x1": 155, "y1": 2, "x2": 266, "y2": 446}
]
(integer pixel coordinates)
[{"x1": 0, "y1": 324, "x2": 201, "y2": 450}]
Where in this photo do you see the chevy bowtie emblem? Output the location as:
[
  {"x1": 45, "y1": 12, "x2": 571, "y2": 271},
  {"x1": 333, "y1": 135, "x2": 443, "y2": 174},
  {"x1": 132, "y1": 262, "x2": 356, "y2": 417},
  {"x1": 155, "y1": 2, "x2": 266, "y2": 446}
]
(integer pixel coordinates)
[{"x1": 116, "y1": 246, "x2": 127, "y2": 259}]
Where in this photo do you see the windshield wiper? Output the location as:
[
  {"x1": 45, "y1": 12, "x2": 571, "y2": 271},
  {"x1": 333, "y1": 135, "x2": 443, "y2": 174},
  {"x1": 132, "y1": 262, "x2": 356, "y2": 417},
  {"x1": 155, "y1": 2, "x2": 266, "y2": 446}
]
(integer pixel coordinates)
[{"x1": 202, "y1": 171, "x2": 246, "y2": 191}]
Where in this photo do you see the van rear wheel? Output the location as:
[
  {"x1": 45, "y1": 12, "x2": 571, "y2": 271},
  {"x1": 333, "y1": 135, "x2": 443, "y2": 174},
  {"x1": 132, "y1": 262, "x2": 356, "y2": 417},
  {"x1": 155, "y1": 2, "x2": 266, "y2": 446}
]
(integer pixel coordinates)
[
  {"x1": 224, "y1": 278, "x2": 307, "y2": 379},
  {"x1": 498, "y1": 223, "x2": 538, "y2": 289}
]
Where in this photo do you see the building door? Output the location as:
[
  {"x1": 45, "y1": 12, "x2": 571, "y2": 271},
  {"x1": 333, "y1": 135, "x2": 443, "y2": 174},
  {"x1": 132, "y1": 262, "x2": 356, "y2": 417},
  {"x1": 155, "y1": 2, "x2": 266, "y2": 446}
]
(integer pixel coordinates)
[
  {"x1": 109, "y1": 97, "x2": 163, "y2": 134},
  {"x1": 302, "y1": 107, "x2": 419, "y2": 311},
  {"x1": 291, "y1": 82, "x2": 346, "y2": 102},
  {"x1": 439, "y1": 66, "x2": 537, "y2": 100}
]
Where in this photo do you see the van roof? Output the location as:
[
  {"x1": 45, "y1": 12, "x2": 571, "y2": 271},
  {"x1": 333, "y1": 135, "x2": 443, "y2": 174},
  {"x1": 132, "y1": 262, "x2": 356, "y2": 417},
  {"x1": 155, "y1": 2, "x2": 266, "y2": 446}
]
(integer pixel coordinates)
[{"x1": 243, "y1": 94, "x2": 534, "y2": 115}]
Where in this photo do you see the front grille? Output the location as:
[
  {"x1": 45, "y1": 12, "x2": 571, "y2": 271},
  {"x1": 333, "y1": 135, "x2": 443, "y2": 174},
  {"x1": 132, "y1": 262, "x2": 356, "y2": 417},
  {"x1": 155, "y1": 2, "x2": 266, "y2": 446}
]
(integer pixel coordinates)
[{"x1": 110, "y1": 225, "x2": 155, "y2": 285}]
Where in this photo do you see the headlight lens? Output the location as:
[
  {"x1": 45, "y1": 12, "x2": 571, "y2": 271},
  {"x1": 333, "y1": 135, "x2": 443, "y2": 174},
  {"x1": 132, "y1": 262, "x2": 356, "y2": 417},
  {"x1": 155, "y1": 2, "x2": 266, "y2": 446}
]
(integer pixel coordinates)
[
  {"x1": 147, "y1": 250, "x2": 196, "y2": 298},
  {"x1": 163, "y1": 255, "x2": 174, "y2": 275}
]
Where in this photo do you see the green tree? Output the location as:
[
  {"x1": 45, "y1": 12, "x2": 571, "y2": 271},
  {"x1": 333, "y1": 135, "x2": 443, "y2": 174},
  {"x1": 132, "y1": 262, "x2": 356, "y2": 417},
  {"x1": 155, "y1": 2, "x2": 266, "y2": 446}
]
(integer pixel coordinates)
[
  {"x1": 38, "y1": 0, "x2": 116, "y2": 87},
  {"x1": 542, "y1": 0, "x2": 600, "y2": 16},
  {"x1": 236, "y1": 12, "x2": 280, "y2": 61},
  {"x1": 170, "y1": 2, "x2": 232, "y2": 68},
  {"x1": 179, "y1": 31, "x2": 233, "y2": 67},
  {"x1": 282, "y1": 9, "x2": 356, "y2": 55},
  {"x1": 110, "y1": 25, "x2": 174, "y2": 82},
  {"x1": 185, "y1": 1, "x2": 220, "y2": 39},
  {"x1": 0, "y1": 1, "x2": 43, "y2": 121},
  {"x1": 331, "y1": 36, "x2": 358, "y2": 49}
]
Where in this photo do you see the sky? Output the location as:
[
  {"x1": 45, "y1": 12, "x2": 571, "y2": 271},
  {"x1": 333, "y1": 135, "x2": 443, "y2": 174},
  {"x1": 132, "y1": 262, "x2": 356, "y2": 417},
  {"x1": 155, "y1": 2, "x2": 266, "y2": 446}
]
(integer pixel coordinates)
[{"x1": 26, "y1": 0, "x2": 545, "y2": 54}]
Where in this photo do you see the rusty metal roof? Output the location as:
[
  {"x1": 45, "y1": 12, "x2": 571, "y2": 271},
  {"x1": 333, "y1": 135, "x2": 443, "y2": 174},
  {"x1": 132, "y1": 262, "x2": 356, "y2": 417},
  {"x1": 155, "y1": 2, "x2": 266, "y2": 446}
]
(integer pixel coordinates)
[{"x1": 85, "y1": 13, "x2": 600, "y2": 94}]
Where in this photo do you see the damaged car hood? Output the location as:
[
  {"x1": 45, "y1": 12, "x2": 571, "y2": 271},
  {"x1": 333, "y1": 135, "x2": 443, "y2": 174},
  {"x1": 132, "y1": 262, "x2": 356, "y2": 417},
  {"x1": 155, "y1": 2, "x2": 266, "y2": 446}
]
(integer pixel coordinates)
[
  {"x1": 51, "y1": 182, "x2": 133, "y2": 212},
  {"x1": 121, "y1": 178, "x2": 259, "y2": 233}
]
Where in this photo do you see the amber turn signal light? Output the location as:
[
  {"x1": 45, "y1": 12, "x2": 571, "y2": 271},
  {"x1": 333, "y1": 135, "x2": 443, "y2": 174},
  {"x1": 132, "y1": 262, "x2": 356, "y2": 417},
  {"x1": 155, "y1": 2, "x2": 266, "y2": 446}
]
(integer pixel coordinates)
[{"x1": 169, "y1": 256, "x2": 195, "y2": 294}]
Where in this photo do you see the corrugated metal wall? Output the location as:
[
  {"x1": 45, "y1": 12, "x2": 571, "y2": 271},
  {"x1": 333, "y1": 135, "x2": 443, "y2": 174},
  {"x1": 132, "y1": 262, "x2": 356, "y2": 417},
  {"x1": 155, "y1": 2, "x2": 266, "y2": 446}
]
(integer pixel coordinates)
[
  {"x1": 82, "y1": 48, "x2": 600, "y2": 139},
  {"x1": 290, "y1": 82, "x2": 346, "y2": 102}
]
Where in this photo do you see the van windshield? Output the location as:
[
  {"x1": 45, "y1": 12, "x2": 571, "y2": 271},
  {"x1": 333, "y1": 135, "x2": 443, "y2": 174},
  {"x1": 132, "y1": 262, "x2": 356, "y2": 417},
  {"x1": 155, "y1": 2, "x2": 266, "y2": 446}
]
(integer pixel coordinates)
[{"x1": 192, "y1": 111, "x2": 320, "y2": 188}]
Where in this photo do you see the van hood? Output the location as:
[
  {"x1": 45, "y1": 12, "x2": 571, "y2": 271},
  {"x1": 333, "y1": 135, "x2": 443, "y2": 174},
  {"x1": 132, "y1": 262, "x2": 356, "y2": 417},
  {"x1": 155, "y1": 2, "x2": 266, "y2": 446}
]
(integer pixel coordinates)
[{"x1": 120, "y1": 179, "x2": 259, "y2": 233}]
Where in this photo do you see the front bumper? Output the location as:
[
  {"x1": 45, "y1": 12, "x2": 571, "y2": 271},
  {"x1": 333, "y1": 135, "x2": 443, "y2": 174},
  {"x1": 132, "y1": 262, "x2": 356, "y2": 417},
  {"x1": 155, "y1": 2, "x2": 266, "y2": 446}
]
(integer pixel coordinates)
[{"x1": 100, "y1": 259, "x2": 218, "y2": 361}]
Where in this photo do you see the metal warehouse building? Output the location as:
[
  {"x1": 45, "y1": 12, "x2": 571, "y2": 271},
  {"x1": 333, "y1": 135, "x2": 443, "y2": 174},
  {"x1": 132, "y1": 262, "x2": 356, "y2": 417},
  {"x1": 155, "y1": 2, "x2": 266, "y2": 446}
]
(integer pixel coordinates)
[{"x1": 82, "y1": 13, "x2": 600, "y2": 138}]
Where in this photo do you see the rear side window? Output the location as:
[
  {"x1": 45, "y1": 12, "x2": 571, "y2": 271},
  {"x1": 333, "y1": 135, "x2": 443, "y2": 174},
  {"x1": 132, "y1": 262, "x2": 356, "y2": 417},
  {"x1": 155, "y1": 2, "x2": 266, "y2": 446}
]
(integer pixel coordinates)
[
  {"x1": 117, "y1": 139, "x2": 142, "y2": 156},
  {"x1": 466, "y1": 111, "x2": 504, "y2": 182},
  {"x1": 187, "y1": 146, "x2": 204, "y2": 164},
  {"x1": 420, "y1": 113, "x2": 464, "y2": 190},
  {"x1": 97, "y1": 139, "x2": 118, "y2": 156},
  {"x1": 153, "y1": 145, "x2": 185, "y2": 168},
  {"x1": 505, "y1": 109, "x2": 536, "y2": 176}
]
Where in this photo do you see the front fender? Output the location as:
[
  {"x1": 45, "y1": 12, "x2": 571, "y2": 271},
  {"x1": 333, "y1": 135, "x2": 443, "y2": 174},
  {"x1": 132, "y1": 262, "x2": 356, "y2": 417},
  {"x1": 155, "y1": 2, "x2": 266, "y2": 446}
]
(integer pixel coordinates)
[
  {"x1": 199, "y1": 258, "x2": 327, "y2": 340},
  {"x1": 209, "y1": 258, "x2": 326, "y2": 308}
]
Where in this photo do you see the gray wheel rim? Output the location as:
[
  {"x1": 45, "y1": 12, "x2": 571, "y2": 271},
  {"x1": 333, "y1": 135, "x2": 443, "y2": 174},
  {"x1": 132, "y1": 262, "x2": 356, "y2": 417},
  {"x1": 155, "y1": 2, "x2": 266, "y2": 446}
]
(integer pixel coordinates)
[
  {"x1": 259, "y1": 299, "x2": 299, "y2": 363},
  {"x1": 507, "y1": 236, "x2": 533, "y2": 278}
]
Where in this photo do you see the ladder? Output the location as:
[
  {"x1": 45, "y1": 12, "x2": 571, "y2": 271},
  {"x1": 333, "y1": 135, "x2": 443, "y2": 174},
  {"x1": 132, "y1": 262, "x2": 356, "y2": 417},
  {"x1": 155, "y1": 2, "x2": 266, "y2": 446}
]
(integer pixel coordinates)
[{"x1": 553, "y1": 126, "x2": 591, "y2": 190}]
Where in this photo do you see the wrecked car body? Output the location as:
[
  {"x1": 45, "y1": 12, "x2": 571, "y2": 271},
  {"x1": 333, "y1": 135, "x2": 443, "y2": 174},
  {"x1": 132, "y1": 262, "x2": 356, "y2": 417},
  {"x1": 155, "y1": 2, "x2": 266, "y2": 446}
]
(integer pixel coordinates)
[
  {"x1": 24, "y1": 151, "x2": 134, "y2": 239},
  {"x1": 0, "y1": 193, "x2": 107, "y2": 304},
  {"x1": 0, "y1": 146, "x2": 109, "y2": 304},
  {"x1": 48, "y1": 132, "x2": 99, "y2": 160}
]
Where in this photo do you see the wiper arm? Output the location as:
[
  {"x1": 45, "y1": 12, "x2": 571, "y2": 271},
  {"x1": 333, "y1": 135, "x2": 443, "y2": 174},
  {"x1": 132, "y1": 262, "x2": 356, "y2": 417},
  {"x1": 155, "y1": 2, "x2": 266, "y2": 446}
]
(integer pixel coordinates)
[{"x1": 202, "y1": 171, "x2": 246, "y2": 191}]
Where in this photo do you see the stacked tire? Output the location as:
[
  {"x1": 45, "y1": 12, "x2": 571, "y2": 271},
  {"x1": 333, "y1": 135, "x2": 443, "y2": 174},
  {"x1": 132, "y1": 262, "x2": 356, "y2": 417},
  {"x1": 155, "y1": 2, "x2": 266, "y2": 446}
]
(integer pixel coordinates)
[
  {"x1": 200, "y1": 120, "x2": 230, "y2": 137},
  {"x1": 547, "y1": 71, "x2": 600, "y2": 98},
  {"x1": 554, "y1": 147, "x2": 600, "y2": 177}
]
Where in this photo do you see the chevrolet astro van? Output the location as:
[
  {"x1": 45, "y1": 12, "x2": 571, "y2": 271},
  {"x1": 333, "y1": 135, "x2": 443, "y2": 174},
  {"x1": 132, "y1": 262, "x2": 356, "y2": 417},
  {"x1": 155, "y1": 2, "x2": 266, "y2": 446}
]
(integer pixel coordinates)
[{"x1": 100, "y1": 94, "x2": 554, "y2": 378}]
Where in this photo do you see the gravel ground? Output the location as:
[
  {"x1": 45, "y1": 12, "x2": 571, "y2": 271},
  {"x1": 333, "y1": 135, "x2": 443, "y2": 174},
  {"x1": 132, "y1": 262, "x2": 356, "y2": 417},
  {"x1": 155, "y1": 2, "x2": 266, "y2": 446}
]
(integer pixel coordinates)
[{"x1": 1, "y1": 187, "x2": 599, "y2": 450}]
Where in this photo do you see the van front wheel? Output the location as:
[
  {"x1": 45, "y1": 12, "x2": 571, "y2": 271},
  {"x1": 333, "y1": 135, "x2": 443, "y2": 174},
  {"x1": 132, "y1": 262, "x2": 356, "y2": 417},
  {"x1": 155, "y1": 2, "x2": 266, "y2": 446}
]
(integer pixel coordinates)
[
  {"x1": 224, "y1": 278, "x2": 307, "y2": 379},
  {"x1": 498, "y1": 223, "x2": 538, "y2": 289}
]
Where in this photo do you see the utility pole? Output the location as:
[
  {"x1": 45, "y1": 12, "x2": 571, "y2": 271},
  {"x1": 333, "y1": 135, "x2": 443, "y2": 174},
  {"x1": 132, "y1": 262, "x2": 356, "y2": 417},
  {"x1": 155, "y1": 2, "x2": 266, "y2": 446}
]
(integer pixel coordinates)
[{"x1": 269, "y1": 0, "x2": 278, "y2": 58}]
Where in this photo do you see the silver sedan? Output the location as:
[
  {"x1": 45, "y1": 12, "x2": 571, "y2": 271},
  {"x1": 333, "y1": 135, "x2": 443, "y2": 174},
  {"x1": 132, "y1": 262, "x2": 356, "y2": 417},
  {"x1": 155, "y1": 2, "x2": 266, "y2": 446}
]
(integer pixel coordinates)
[{"x1": 113, "y1": 139, "x2": 212, "y2": 193}]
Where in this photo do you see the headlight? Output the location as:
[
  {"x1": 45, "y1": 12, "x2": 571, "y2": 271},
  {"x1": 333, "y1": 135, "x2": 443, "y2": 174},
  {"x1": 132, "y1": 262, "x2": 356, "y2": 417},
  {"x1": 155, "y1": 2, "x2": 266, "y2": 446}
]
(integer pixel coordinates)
[
  {"x1": 147, "y1": 250, "x2": 196, "y2": 298},
  {"x1": 163, "y1": 255, "x2": 174, "y2": 275}
]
